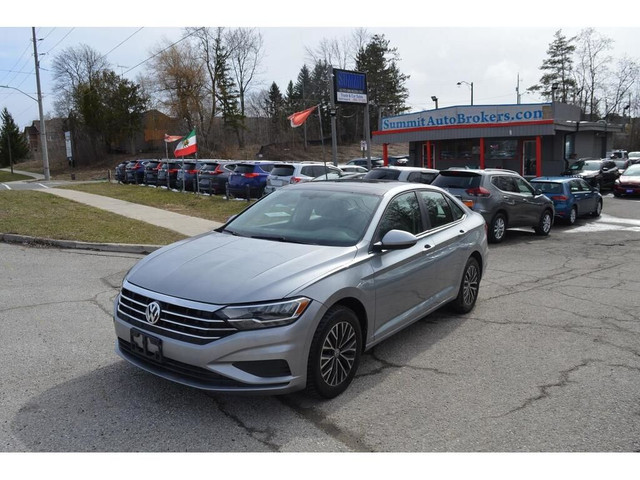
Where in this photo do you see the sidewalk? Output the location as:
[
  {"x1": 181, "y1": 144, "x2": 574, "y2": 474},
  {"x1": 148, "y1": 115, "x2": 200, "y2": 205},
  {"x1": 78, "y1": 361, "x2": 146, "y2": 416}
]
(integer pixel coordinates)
[
  {"x1": 1, "y1": 168, "x2": 223, "y2": 253},
  {"x1": 45, "y1": 188, "x2": 222, "y2": 237}
]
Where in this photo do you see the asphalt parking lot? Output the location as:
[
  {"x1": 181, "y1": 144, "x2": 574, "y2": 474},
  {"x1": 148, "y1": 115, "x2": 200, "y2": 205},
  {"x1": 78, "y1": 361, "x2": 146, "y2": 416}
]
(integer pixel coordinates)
[{"x1": 1, "y1": 195, "x2": 640, "y2": 454}]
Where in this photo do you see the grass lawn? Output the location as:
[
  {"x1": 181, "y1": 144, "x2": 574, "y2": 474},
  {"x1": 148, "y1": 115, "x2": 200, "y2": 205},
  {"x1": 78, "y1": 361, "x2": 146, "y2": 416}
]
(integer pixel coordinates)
[
  {"x1": 0, "y1": 171, "x2": 33, "y2": 182},
  {"x1": 0, "y1": 190, "x2": 186, "y2": 245},
  {"x1": 61, "y1": 182, "x2": 253, "y2": 223}
]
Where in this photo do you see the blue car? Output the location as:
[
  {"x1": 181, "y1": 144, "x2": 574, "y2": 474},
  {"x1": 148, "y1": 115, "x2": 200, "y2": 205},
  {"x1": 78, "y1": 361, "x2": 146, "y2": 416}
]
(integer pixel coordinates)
[
  {"x1": 227, "y1": 161, "x2": 276, "y2": 198},
  {"x1": 530, "y1": 176, "x2": 602, "y2": 225}
]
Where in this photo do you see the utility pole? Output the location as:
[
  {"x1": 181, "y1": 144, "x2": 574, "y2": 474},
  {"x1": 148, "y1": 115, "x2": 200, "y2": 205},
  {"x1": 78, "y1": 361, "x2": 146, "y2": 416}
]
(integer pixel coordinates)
[
  {"x1": 516, "y1": 73, "x2": 522, "y2": 105},
  {"x1": 32, "y1": 27, "x2": 50, "y2": 181}
]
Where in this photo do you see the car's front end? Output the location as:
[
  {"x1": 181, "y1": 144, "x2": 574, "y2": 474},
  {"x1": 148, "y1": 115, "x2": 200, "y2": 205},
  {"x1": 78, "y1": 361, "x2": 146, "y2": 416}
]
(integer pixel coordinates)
[{"x1": 613, "y1": 168, "x2": 640, "y2": 196}]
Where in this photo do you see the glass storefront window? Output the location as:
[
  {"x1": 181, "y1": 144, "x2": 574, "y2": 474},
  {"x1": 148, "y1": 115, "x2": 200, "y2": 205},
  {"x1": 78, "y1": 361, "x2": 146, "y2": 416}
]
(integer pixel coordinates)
[
  {"x1": 435, "y1": 139, "x2": 479, "y2": 169},
  {"x1": 485, "y1": 139, "x2": 518, "y2": 170}
]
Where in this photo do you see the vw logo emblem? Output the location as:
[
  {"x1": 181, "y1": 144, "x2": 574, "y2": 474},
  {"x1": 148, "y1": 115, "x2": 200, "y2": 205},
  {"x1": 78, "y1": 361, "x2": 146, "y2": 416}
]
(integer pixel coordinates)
[{"x1": 145, "y1": 301, "x2": 161, "y2": 325}]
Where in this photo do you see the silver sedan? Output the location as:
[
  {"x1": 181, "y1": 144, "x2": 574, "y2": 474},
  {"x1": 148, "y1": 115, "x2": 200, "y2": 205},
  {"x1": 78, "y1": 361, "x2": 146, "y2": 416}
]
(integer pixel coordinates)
[{"x1": 113, "y1": 181, "x2": 489, "y2": 398}]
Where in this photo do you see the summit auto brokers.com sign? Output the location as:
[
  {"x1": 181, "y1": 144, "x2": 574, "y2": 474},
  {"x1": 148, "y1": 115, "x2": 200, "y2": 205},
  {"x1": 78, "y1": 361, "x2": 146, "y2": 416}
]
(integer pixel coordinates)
[{"x1": 381, "y1": 104, "x2": 552, "y2": 131}]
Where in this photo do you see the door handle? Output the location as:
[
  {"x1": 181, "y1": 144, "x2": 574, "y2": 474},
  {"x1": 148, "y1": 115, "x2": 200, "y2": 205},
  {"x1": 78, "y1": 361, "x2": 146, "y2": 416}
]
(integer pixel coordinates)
[{"x1": 424, "y1": 244, "x2": 432, "y2": 250}]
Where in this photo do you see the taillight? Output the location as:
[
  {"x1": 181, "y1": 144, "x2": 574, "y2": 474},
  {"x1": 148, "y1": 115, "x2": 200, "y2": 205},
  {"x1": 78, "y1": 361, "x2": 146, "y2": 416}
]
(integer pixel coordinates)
[
  {"x1": 465, "y1": 187, "x2": 491, "y2": 197},
  {"x1": 244, "y1": 173, "x2": 260, "y2": 178},
  {"x1": 169, "y1": 169, "x2": 178, "y2": 173},
  {"x1": 188, "y1": 169, "x2": 198, "y2": 174},
  {"x1": 290, "y1": 177, "x2": 302, "y2": 183},
  {"x1": 462, "y1": 199, "x2": 474, "y2": 208},
  {"x1": 550, "y1": 195, "x2": 568, "y2": 201}
]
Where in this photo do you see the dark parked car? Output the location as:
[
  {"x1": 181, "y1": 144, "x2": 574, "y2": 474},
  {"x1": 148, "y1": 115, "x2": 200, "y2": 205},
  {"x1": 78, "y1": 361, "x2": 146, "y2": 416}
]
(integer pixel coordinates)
[
  {"x1": 142, "y1": 160, "x2": 161, "y2": 186},
  {"x1": 125, "y1": 160, "x2": 149, "y2": 184},
  {"x1": 432, "y1": 168, "x2": 554, "y2": 243},
  {"x1": 114, "y1": 161, "x2": 128, "y2": 183},
  {"x1": 530, "y1": 176, "x2": 602, "y2": 224},
  {"x1": 613, "y1": 163, "x2": 640, "y2": 197},
  {"x1": 562, "y1": 159, "x2": 619, "y2": 190},
  {"x1": 113, "y1": 181, "x2": 489, "y2": 398},
  {"x1": 157, "y1": 161, "x2": 180, "y2": 189},
  {"x1": 363, "y1": 166, "x2": 439, "y2": 184},
  {"x1": 198, "y1": 161, "x2": 237, "y2": 195},
  {"x1": 346, "y1": 157, "x2": 383, "y2": 170},
  {"x1": 175, "y1": 161, "x2": 199, "y2": 191},
  {"x1": 227, "y1": 161, "x2": 276, "y2": 198}
]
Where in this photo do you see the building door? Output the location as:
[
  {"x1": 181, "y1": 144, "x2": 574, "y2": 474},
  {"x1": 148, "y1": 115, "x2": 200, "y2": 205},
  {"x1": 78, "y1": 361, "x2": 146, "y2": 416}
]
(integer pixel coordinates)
[{"x1": 522, "y1": 140, "x2": 537, "y2": 176}]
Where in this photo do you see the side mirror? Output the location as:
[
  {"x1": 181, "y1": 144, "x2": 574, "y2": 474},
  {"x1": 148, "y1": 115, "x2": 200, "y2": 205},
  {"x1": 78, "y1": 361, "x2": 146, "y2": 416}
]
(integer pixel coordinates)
[
  {"x1": 534, "y1": 188, "x2": 543, "y2": 195},
  {"x1": 372, "y1": 229, "x2": 418, "y2": 252}
]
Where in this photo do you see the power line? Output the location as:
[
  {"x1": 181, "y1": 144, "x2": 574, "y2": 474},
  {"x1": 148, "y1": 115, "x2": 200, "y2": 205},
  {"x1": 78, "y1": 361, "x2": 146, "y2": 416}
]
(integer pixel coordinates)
[
  {"x1": 42, "y1": 27, "x2": 76, "y2": 56},
  {"x1": 104, "y1": 27, "x2": 144, "y2": 58},
  {"x1": 122, "y1": 27, "x2": 205, "y2": 76}
]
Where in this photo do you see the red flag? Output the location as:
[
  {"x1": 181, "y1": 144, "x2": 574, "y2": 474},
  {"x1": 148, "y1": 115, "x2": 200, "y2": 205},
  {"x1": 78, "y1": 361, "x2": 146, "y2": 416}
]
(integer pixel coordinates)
[
  {"x1": 164, "y1": 133, "x2": 183, "y2": 143},
  {"x1": 288, "y1": 105, "x2": 317, "y2": 128}
]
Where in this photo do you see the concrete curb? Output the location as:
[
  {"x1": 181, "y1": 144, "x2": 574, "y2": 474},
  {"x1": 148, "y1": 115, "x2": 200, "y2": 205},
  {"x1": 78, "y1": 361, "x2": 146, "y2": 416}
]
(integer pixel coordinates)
[{"x1": 0, "y1": 233, "x2": 160, "y2": 255}]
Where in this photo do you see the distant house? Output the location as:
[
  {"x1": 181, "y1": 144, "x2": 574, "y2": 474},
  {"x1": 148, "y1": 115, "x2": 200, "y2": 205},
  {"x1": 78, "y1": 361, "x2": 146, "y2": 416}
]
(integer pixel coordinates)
[
  {"x1": 23, "y1": 118, "x2": 66, "y2": 159},
  {"x1": 110, "y1": 109, "x2": 185, "y2": 154}
]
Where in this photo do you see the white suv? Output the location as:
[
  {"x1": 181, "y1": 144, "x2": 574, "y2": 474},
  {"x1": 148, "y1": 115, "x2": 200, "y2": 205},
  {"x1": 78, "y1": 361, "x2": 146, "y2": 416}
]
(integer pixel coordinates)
[{"x1": 264, "y1": 162, "x2": 342, "y2": 194}]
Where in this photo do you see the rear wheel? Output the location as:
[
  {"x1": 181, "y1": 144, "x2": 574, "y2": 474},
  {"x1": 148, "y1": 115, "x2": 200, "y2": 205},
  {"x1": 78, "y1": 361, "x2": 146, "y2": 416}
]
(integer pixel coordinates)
[
  {"x1": 534, "y1": 210, "x2": 553, "y2": 236},
  {"x1": 305, "y1": 305, "x2": 362, "y2": 399},
  {"x1": 451, "y1": 257, "x2": 481, "y2": 314},
  {"x1": 488, "y1": 213, "x2": 506, "y2": 243},
  {"x1": 567, "y1": 206, "x2": 577, "y2": 225}
]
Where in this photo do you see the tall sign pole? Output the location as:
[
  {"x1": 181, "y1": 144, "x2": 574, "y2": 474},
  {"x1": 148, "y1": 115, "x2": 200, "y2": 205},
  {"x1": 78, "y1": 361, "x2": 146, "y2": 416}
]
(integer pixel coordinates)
[
  {"x1": 32, "y1": 27, "x2": 50, "y2": 181},
  {"x1": 328, "y1": 69, "x2": 338, "y2": 166},
  {"x1": 332, "y1": 68, "x2": 368, "y2": 168}
]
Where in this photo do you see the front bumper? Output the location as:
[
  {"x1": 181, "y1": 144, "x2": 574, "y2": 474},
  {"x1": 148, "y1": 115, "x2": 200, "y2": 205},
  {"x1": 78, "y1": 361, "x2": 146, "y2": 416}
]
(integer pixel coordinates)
[{"x1": 113, "y1": 285, "x2": 325, "y2": 395}]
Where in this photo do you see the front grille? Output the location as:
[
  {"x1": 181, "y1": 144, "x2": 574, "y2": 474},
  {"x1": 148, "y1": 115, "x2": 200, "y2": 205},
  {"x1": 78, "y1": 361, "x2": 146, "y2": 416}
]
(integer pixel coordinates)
[
  {"x1": 118, "y1": 339, "x2": 245, "y2": 387},
  {"x1": 117, "y1": 287, "x2": 238, "y2": 345}
]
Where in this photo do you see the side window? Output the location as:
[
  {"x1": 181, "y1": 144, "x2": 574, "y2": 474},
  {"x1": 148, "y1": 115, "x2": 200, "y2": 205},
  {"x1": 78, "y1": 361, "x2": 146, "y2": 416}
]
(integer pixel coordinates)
[
  {"x1": 569, "y1": 180, "x2": 581, "y2": 193},
  {"x1": 407, "y1": 172, "x2": 421, "y2": 182},
  {"x1": 447, "y1": 197, "x2": 465, "y2": 221},
  {"x1": 418, "y1": 191, "x2": 454, "y2": 228},
  {"x1": 514, "y1": 177, "x2": 534, "y2": 194},
  {"x1": 377, "y1": 192, "x2": 422, "y2": 239},
  {"x1": 492, "y1": 176, "x2": 515, "y2": 192},
  {"x1": 578, "y1": 179, "x2": 592, "y2": 191}
]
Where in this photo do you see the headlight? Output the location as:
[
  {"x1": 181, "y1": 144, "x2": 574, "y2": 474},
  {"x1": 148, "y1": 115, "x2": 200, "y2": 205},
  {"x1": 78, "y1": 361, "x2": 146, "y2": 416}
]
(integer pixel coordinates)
[{"x1": 218, "y1": 297, "x2": 311, "y2": 330}]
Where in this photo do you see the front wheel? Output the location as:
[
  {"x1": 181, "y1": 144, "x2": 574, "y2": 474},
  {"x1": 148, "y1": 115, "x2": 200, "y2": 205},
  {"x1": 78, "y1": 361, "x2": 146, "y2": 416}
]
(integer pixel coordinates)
[
  {"x1": 305, "y1": 305, "x2": 362, "y2": 399},
  {"x1": 451, "y1": 257, "x2": 481, "y2": 314},
  {"x1": 591, "y1": 200, "x2": 602, "y2": 217},
  {"x1": 534, "y1": 210, "x2": 553, "y2": 236}
]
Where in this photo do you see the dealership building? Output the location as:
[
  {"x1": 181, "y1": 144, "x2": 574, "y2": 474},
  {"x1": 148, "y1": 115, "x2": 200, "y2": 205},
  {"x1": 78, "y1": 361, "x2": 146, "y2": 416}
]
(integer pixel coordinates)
[{"x1": 372, "y1": 102, "x2": 624, "y2": 177}]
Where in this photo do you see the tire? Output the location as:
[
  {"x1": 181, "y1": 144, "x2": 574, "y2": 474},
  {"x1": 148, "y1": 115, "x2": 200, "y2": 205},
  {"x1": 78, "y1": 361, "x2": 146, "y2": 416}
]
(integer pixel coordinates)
[
  {"x1": 305, "y1": 305, "x2": 362, "y2": 399},
  {"x1": 591, "y1": 200, "x2": 602, "y2": 217},
  {"x1": 567, "y1": 206, "x2": 577, "y2": 225},
  {"x1": 534, "y1": 209, "x2": 553, "y2": 236},
  {"x1": 451, "y1": 257, "x2": 481, "y2": 314},
  {"x1": 488, "y1": 213, "x2": 506, "y2": 243}
]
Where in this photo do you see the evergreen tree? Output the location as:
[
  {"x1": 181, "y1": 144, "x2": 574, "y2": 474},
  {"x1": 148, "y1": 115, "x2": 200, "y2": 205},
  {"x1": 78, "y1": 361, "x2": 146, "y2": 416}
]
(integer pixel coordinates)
[
  {"x1": 0, "y1": 108, "x2": 30, "y2": 168},
  {"x1": 264, "y1": 82, "x2": 285, "y2": 141},
  {"x1": 355, "y1": 34, "x2": 409, "y2": 134},
  {"x1": 527, "y1": 30, "x2": 577, "y2": 103},
  {"x1": 213, "y1": 33, "x2": 244, "y2": 147}
]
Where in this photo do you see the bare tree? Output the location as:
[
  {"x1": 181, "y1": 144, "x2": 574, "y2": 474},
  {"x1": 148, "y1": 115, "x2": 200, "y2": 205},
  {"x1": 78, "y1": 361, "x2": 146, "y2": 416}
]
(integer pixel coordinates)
[
  {"x1": 305, "y1": 32, "x2": 359, "y2": 69},
  {"x1": 51, "y1": 44, "x2": 110, "y2": 116},
  {"x1": 601, "y1": 55, "x2": 638, "y2": 118},
  {"x1": 574, "y1": 28, "x2": 613, "y2": 119},
  {"x1": 146, "y1": 39, "x2": 207, "y2": 136},
  {"x1": 225, "y1": 28, "x2": 264, "y2": 117}
]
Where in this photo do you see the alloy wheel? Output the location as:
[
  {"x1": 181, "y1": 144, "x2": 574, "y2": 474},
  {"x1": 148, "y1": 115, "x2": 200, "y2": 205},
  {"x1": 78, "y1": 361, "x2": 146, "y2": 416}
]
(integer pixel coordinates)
[{"x1": 320, "y1": 321, "x2": 358, "y2": 387}]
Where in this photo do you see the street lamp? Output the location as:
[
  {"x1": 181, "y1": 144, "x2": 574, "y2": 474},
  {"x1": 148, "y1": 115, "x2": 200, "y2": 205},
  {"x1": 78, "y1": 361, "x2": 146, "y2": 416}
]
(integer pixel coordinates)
[
  {"x1": 457, "y1": 81, "x2": 474, "y2": 105},
  {"x1": 0, "y1": 84, "x2": 50, "y2": 180},
  {"x1": 431, "y1": 96, "x2": 439, "y2": 109}
]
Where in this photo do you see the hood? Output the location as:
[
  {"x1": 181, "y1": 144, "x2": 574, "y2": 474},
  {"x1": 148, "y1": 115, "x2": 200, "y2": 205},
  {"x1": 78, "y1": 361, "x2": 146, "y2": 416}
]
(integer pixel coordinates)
[
  {"x1": 126, "y1": 232, "x2": 357, "y2": 304},
  {"x1": 619, "y1": 175, "x2": 640, "y2": 184}
]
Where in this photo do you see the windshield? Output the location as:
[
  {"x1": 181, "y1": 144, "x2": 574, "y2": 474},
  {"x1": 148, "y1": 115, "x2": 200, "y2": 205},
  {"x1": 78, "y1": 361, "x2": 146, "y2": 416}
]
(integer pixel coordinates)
[
  {"x1": 221, "y1": 187, "x2": 381, "y2": 247},
  {"x1": 622, "y1": 165, "x2": 640, "y2": 176},
  {"x1": 570, "y1": 161, "x2": 600, "y2": 171}
]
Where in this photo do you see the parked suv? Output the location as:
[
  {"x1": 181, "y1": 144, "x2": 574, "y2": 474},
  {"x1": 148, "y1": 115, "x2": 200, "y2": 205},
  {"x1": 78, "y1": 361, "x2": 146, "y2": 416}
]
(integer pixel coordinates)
[
  {"x1": 227, "y1": 161, "x2": 276, "y2": 198},
  {"x1": 562, "y1": 158, "x2": 619, "y2": 190},
  {"x1": 175, "y1": 161, "x2": 200, "y2": 191},
  {"x1": 157, "y1": 161, "x2": 180, "y2": 189},
  {"x1": 142, "y1": 160, "x2": 161, "y2": 186},
  {"x1": 363, "y1": 166, "x2": 439, "y2": 184},
  {"x1": 431, "y1": 168, "x2": 554, "y2": 243},
  {"x1": 125, "y1": 160, "x2": 149, "y2": 184},
  {"x1": 198, "y1": 161, "x2": 238, "y2": 195},
  {"x1": 264, "y1": 162, "x2": 342, "y2": 194}
]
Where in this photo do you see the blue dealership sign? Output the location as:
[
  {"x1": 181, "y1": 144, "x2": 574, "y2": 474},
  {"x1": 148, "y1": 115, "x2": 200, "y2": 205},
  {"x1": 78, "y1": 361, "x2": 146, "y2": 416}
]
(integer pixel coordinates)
[{"x1": 334, "y1": 69, "x2": 368, "y2": 104}]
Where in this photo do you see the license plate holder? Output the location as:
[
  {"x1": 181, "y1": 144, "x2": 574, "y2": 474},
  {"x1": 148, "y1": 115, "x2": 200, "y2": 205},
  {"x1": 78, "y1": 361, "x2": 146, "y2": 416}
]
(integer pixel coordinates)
[
  {"x1": 626, "y1": 189, "x2": 634, "y2": 194},
  {"x1": 130, "y1": 328, "x2": 163, "y2": 362}
]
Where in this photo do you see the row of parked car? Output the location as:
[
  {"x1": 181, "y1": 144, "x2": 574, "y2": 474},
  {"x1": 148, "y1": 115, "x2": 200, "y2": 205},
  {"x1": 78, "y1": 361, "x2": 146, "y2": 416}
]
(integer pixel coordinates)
[{"x1": 114, "y1": 153, "x2": 639, "y2": 244}]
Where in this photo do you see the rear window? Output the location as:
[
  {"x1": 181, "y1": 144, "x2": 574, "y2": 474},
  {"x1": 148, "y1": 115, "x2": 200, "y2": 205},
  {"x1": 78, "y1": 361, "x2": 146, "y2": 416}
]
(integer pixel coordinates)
[
  {"x1": 431, "y1": 172, "x2": 481, "y2": 189},
  {"x1": 234, "y1": 164, "x2": 257, "y2": 174},
  {"x1": 145, "y1": 161, "x2": 159, "y2": 168},
  {"x1": 199, "y1": 163, "x2": 219, "y2": 171},
  {"x1": 271, "y1": 166, "x2": 296, "y2": 176},
  {"x1": 530, "y1": 181, "x2": 563, "y2": 194},
  {"x1": 364, "y1": 169, "x2": 401, "y2": 180}
]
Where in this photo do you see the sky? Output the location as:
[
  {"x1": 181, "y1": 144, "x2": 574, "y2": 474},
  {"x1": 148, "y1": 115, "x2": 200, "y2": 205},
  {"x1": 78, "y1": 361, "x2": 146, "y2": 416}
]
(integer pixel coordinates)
[{"x1": 1, "y1": 1, "x2": 639, "y2": 131}]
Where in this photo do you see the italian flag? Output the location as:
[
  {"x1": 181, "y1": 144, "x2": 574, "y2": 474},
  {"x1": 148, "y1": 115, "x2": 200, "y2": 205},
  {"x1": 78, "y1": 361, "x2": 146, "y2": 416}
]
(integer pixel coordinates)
[{"x1": 174, "y1": 129, "x2": 197, "y2": 157}]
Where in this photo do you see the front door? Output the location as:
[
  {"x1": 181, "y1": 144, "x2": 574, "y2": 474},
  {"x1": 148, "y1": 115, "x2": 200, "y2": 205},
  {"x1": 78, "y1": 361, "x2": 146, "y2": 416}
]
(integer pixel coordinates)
[{"x1": 523, "y1": 140, "x2": 537, "y2": 176}]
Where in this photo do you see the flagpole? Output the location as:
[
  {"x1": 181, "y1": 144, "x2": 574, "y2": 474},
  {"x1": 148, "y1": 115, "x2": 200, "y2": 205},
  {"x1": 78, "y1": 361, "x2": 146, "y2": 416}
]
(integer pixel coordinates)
[{"x1": 317, "y1": 104, "x2": 326, "y2": 168}]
